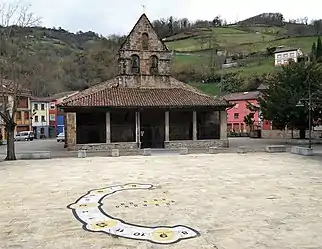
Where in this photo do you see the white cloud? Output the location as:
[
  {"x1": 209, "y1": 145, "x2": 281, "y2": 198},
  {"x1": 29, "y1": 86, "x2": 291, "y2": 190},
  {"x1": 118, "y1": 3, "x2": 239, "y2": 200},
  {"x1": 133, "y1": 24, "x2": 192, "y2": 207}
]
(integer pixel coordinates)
[{"x1": 1, "y1": 0, "x2": 321, "y2": 36}]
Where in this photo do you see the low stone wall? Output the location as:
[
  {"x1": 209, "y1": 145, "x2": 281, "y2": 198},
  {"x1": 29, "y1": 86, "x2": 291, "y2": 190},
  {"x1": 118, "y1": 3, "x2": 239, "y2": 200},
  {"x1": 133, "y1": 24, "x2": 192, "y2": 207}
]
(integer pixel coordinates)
[
  {"x1": 261, "y1": 130, "x2": 322, "y2": 139},
  {"x1": 164, "y1": 139, "x2": 229, "y2": 148},
  {"x1": 74, "y1": 142, "x2": 139, "y2": 151}
]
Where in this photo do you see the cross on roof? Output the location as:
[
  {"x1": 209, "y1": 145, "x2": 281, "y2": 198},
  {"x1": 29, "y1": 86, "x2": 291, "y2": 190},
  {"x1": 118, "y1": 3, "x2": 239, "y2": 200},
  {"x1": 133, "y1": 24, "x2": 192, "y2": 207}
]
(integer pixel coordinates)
[{"x1": 141, "y1": 4, "x2": 146, "y2": 13}]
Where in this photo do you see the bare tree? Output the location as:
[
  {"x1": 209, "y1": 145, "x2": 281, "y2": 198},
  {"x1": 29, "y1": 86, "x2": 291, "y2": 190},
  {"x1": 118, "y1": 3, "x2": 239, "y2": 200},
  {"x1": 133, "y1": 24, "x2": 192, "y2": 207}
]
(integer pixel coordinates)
[{"x1": 0, "y1": 2, "x2": 41, "y2": 160}]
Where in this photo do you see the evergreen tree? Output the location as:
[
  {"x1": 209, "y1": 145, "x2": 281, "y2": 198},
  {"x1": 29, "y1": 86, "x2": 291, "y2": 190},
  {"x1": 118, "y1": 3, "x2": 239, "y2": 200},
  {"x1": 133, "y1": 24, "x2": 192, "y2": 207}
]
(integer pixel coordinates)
[
  {"x1": 311, "y1": 42, "x2": 317, "y2": 60},
  {"x1": 316, "y1": 37, "x2": 322, "y2": 59},
  {"x1": 259, "y1": 61, "x2": 322, "y2": 139}
]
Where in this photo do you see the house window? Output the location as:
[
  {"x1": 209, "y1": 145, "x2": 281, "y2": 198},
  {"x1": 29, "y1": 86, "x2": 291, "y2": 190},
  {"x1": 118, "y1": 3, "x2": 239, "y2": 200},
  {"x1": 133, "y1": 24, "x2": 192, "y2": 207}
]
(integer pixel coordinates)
[
  {"x1": 41, "y1": 104, "x2": 45, "y2": 110},
  {"x1": 283, "y1": 60, "x2": 288, "y2": 64},
  {"x1": 277, "y1": 54, "x2": 282, "y2": 58},
  {"x1": 150, "y1": 55, "x2": 159, "y2": 75},
  {"x1": 131, "y1": 55, "x2": 140, "y2": 74},
  {"x1": 142, "y1": 33, "x2": 149, "y2": 50},
  {"x1": 24, "y1": 111, "x2": 29, "y2": 120},
  {"x1": 234, "y1": 113, "x2": 239, "y2": 119},
  {"x1": 283, "y1": 53, "x2": 288, "y2": 58},
  {"x1": 41, "y1": 115, "x2": 45, "y2": 122},
  {"x1": 33, "y1": 103, "x2": 38, "y2": 110},
  {"x1": 34, "y1": 116, "x2": 39, "y2": 122},
  {"x1": 49, "y1": 114, "x2": 55, "y2": 121},
  {"x1": 290, "y1": 52, "x2": 295, "y2": 57},
  {"x1": 16, "y1": 111, "x2": 21, "y2": 120}
]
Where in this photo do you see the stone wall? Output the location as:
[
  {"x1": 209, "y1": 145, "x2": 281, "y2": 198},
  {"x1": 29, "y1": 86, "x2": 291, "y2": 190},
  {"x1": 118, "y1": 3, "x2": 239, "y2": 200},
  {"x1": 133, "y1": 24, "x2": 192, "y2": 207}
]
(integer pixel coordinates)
[
  {"x1": 261, "y1": 130, "x2": 322, "y2": 139},
  {"x1": 117, "y1": 14, "x2": 172, "y2": 88},
  {"x1": 164, "y1": 139, "x2": 229, "y2": 149},
  {"x1": 75, "y1": 142, "x2": 139, "y2": 151},
  {"x1": 66, "y1": 112, "x2": 76, "y2": 149}
]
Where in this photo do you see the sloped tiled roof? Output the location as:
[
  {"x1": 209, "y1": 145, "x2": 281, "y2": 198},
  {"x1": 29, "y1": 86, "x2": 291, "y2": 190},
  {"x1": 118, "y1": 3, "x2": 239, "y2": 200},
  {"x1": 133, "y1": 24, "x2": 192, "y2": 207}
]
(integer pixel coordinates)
[
  {"x1": 223, "y1": 91, "x2": 260, "y2": 101},
  {"x1": 61, "y1": 77, "x2": 230, "y2": 108},
  {"x1": 274, "y1": 47, "x2": 298, "y2": 53}
]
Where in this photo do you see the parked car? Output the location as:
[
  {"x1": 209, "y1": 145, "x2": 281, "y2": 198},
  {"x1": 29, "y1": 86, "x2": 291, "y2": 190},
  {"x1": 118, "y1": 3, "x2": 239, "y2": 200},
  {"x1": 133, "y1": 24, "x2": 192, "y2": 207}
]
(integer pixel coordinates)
[
  {"x1": 56, "y1": 132, "x2": 65, "y2": 142},
  {"x1": 14, "y1": 131, "x2": 34, "y2": 141}
]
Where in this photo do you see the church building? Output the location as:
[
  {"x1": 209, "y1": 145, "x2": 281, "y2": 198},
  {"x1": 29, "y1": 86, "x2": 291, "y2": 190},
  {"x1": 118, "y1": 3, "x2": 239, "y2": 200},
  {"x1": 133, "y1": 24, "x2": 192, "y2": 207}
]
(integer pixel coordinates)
[{"x1": 60, "y1": 14, "x2": 231, "y2": 151}]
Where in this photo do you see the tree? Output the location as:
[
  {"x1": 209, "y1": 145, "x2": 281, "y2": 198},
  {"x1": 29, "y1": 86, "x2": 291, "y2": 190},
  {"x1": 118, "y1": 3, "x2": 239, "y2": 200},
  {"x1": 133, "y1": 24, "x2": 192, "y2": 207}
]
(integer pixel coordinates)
[
  {"x1": 311, "y1": 42, "x2": 317, "y2": 60},
  {"x1": 0, "y1": 2, "x2": 41, "y2": 160},
  {"x1": 316, "y1": 37, "x2": 322, "y2": 60},
  {"x1": 259, "y1": 61, "x2": 322, "y2": 139}
]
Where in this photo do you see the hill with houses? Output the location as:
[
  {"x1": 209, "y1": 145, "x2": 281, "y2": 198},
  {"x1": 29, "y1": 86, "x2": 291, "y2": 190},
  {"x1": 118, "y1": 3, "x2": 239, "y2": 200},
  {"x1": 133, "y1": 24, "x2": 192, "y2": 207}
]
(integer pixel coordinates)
[{"x1": 1, "y1": 12, "x2": 321, "y2": 97}]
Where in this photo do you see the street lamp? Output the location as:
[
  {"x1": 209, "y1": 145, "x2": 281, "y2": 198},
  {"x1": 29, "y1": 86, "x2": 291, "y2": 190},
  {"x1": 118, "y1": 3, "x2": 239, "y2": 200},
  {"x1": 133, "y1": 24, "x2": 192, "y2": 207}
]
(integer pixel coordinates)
[{"x1": 296, "y1": 77, "x2": 312, "y2": 149}]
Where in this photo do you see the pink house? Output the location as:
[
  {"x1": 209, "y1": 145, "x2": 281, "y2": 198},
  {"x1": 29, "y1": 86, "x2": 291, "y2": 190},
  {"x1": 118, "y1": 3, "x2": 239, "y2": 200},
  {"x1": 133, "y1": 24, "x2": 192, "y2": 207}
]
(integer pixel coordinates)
[{"x1": 223, "y1": 91, "x2": 272, "y2": 132}]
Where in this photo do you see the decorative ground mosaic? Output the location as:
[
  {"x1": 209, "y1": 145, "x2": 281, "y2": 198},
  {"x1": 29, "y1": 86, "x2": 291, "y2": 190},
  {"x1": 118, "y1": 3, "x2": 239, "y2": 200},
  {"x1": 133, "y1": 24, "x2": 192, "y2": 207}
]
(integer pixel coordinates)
[{"x1": 67, "y1": 183, "x2": 200, "y2": 244}]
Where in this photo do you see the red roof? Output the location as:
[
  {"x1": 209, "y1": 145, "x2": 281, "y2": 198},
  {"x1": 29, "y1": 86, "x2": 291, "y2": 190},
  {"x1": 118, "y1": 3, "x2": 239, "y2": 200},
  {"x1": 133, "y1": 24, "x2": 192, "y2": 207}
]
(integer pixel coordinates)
[
  {"x1": 60, "y1": 73, "x2": 231, "y2": 109},
  {"x1": 61, "y1": 87, "x2": 230, "y2": 108}
]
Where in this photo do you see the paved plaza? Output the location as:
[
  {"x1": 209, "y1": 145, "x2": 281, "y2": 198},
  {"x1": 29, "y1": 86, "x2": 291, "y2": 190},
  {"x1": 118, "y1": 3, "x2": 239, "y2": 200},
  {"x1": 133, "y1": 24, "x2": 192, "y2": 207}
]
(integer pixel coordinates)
[{"x1": 1, "y1": 153, "x2": 322, "y2": 248}]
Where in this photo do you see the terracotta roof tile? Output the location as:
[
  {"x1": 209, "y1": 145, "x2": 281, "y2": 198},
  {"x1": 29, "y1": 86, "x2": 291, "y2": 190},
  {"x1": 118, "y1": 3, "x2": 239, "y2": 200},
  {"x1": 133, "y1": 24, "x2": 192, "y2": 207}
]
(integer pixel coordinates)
[{"x1": 61, "y1": 87, "x2": 230, "y2": 108}]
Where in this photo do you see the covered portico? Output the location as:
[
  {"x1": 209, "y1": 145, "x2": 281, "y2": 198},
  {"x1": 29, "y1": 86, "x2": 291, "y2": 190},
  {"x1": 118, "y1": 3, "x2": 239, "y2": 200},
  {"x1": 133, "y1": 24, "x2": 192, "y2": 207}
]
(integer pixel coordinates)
[
  {"x1": 64, "y1": 107, "x2": 228, "y2": 150},
  {"x1": 62, "y1": 86, "x2": 230, "y2": 151}
]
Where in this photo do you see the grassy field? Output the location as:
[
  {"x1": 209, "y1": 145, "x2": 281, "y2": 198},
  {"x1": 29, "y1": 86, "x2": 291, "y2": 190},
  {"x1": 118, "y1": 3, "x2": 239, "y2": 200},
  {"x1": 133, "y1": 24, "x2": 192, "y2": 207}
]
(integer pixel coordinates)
[
  {"x1": 166, "y1": 26, "x2": 277, "y2": 52},
  {"x1": 165, "y1": 25, "x2": 318, "y2": 54}
]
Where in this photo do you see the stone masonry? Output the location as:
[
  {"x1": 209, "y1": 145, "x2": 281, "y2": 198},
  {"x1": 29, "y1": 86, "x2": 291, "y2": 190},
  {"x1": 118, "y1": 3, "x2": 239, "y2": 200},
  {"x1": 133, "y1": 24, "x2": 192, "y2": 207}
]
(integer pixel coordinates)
[
  {"x1": 118, "y1": 14, "x2": 172, "y2": 88},
  {"x1": 65, "y1": 112, "x2": 76, "y2": 149}
]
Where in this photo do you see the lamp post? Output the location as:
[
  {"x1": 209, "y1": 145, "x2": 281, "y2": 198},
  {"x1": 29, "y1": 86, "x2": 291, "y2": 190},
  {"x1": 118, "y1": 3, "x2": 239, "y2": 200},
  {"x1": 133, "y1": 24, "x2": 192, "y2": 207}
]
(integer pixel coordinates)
[{"x1": 296, "y1": 79, "x2": 312, "y2": 149}]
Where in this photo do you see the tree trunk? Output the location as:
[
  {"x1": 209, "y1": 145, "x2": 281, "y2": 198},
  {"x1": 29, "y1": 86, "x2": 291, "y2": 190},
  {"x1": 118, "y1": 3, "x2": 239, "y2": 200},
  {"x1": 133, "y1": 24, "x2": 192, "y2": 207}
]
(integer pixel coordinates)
[
  {"x1": 299, "y1": 129, "x2": 306, "y2": 139},
  {"x1": 5, "y1": 123, "x2": 16, "y2": 161}
]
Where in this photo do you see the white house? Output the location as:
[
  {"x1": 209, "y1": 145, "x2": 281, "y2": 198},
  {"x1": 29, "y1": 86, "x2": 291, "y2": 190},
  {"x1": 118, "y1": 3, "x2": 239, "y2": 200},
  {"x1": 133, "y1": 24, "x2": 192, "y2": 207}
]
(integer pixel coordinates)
[
  {"x1": 31, "y1": 97, "x2": 50, "y2": 139},
  {"x1": 274, "y1": 47, "x2": 303, "y2": 66}
]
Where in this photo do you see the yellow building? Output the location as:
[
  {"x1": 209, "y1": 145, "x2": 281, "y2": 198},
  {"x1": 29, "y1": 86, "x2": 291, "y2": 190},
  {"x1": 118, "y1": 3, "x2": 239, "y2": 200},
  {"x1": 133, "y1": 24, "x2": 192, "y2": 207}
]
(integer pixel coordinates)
[{"x1": 1, "y1": 95, "x2": 32, "y2": 140}]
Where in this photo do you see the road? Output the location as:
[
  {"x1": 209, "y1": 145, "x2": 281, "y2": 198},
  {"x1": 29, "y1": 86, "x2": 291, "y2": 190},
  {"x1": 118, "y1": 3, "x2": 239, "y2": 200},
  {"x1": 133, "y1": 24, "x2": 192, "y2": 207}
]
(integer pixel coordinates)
[{"x1": 0, "y1": 137, "x2": 322, "y2": 159}]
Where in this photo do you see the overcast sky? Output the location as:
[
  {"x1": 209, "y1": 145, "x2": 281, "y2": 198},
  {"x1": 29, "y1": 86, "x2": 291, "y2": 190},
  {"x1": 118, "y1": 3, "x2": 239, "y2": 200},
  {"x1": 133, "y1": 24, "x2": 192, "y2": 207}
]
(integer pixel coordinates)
[{"x1": 2, "y1": 0, "x2": 322, "y2": 36}]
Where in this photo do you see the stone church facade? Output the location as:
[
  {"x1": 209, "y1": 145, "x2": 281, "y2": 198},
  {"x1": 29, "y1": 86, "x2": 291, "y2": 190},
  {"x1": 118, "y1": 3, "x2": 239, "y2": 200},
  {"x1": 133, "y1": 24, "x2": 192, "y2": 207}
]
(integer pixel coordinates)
[{"x1": 60, "y1": 14, "x2": 231, "y2": 151}]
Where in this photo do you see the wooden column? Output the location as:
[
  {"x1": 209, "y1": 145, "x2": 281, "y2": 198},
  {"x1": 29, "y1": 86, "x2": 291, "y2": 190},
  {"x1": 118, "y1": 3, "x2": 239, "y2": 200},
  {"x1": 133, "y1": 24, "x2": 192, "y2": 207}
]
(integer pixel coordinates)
[
  {"x1": 193, "y1": 110, "x2": 197, "y2": 140},
  {"x1": 106, "y1": 112, "x2": 111, "y2": 143},
  {"x1": 165, "y1": 111, "x2": 169, "y2": 141},
  {"x1": 136, "y1": 111, "x2": 140, "y2": 143}
]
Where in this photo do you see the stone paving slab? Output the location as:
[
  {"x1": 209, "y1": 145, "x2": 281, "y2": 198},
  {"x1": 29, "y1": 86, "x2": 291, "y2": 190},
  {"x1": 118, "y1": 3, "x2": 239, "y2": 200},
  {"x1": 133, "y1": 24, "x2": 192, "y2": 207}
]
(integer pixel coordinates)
[{"x1": 1, "y1": 154, "x2": 322, "y2": 248}]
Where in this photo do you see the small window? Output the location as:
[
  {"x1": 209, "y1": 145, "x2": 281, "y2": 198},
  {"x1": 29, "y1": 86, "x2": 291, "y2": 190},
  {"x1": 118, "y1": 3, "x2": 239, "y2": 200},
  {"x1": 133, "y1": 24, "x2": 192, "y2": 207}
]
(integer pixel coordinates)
[
  {"x1": 34, "y1": 116, "x2": 39, "y2": 122},
  {"x1": 41, "y1": 116, "x2": 45, "y2": 122},
  {"x1": 16, "y1": 111, "x2": 21, "y2": 120},
  {"x1": 33, "y1": 103, "x2": 38, "y2": 110},
  {"x1": 150, "y1": 55, "x2": 159, "y2": 75},
  {"x1": 41, "y1": 104, "x2": 45, "y2": 110},
  {"x1": 24, "y1": 111, "x2": 29, "y2": 120},
  {"x1": 283, "y1": 53, "x2": 288, "y2": 57},
  {"x1": 277, "y1": 54, "x2": 282, "y2": 58},
  {"x1": 142, "y1": 33, "x2": 149, "y2": 50},
  {"x1": 290, "y1": 52, "x2": 295, "y2": 57},
  {"x1": 50, "y1": 103, "x2": 55, "y2": 109},
  {"x1": 131, "y1": 55, "x2": 140, "y2": 74},
  {"x1": 234, "y1": 113, "x2": 239, "y2": 119},
  {"x1": 49, "y1": 114, "x2": 55, "y2": 121}
]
